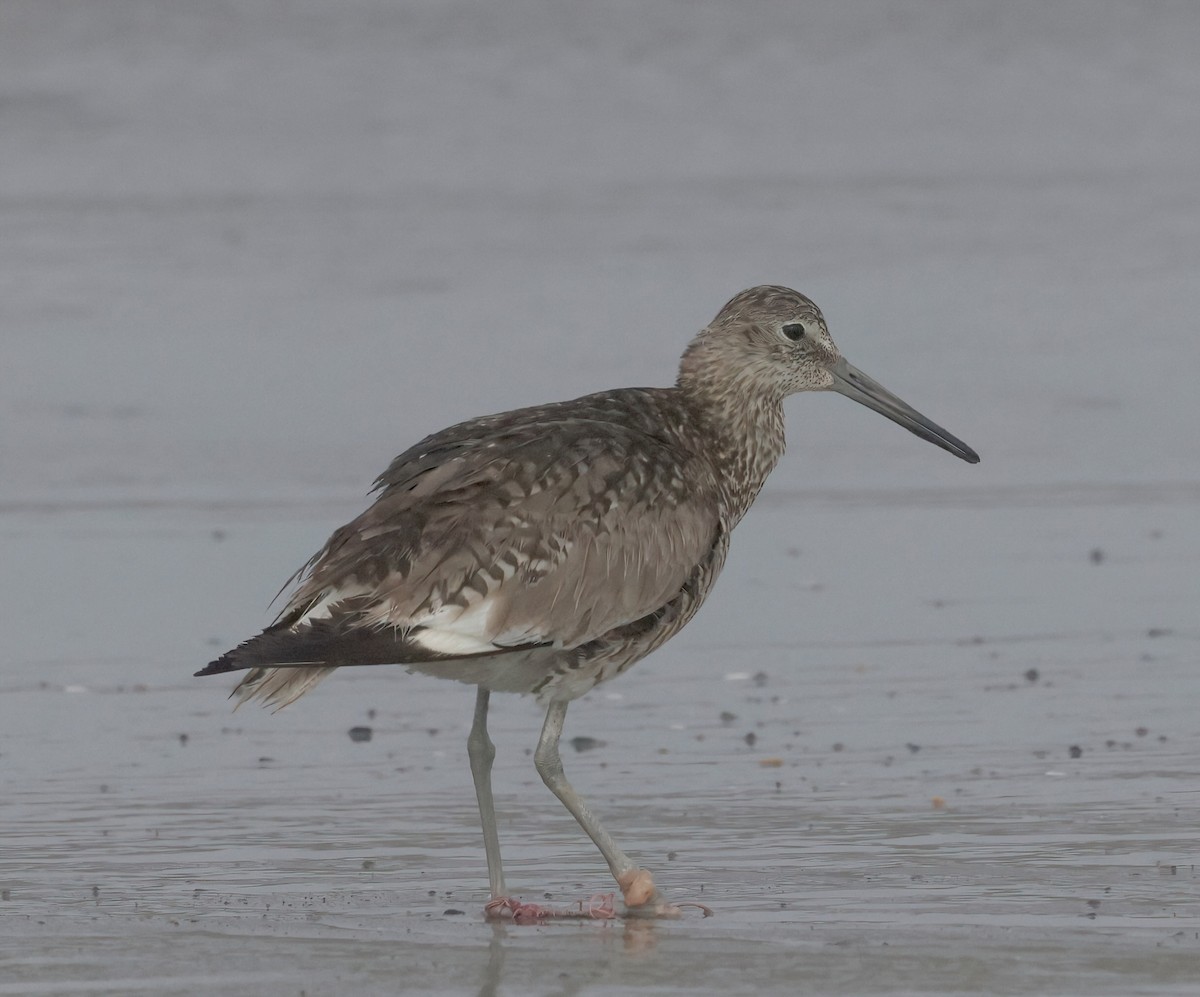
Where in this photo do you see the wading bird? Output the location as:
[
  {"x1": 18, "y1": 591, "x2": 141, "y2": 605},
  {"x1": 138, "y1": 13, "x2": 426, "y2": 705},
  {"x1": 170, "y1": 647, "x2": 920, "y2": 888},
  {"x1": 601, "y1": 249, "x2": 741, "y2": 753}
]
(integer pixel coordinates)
[{"x1": 198, "y1": 285, "x2": 979, "y2": 919}]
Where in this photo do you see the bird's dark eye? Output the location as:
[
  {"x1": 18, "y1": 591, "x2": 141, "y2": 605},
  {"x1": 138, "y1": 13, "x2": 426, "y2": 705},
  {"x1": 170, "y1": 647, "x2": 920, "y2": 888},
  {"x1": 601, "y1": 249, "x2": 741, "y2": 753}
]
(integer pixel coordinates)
[{"x1": 781, "y1": 323, "x2": 805, "y2": 342}]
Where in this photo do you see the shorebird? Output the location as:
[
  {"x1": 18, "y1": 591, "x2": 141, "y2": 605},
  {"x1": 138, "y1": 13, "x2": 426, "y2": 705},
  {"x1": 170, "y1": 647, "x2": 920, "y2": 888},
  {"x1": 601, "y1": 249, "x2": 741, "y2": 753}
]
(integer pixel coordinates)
[{"x1": 198, "y1": 285, "x2": 978, "y2": 919}]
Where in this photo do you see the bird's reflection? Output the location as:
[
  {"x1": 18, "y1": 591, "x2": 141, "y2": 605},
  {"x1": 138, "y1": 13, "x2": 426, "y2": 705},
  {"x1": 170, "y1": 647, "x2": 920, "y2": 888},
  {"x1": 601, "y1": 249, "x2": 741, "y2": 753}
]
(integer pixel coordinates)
[
  {"x1": 475, "y1": 917, "x2": 662, "y2": 996},
  {"x1": 477, "y1": 925, "x2": 506, "y2": 997}
]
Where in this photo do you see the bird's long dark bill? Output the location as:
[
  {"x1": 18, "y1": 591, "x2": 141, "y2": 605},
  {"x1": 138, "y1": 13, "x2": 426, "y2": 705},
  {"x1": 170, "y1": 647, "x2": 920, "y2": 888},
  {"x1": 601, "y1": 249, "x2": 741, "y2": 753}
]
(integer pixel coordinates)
[{"x1": 830, "y1": 357, "x2": 980, "y2": 464}]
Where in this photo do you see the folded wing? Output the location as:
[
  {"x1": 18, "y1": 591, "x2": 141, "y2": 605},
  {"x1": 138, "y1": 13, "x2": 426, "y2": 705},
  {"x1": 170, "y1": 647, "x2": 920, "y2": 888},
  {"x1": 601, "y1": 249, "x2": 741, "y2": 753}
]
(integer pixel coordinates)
[{"x1": 198, "y1": 392, "x2": 721, "y2": 705}]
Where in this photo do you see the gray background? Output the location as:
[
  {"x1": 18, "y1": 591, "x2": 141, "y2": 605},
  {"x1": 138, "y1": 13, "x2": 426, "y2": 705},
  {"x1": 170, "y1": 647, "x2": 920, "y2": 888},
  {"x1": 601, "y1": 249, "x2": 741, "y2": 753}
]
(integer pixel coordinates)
[{"x1": 2, "y1": 2, "x2": 1198, "y2": 994}]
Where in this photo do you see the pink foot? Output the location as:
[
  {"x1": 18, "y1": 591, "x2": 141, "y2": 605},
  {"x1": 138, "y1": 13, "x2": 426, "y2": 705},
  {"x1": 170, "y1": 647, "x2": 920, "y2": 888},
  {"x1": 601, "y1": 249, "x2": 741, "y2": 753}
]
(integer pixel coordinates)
[
  {"x1": 484, "y1": 893, "x2": 618, "y2": 922},
  {"x1": 618, "y1": 868, "x2": 715, "y2": 918}
]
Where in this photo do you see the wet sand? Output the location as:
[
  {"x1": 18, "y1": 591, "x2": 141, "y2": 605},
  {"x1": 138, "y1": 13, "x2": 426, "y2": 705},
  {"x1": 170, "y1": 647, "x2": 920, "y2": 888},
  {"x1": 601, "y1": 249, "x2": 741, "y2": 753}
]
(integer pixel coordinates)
[
  {"x1": 3, "y1": 495, "x2": 1197, "y2": 994},
  {"x1": 3, "y1": 2, "x2": 1200, "y2": 994}
]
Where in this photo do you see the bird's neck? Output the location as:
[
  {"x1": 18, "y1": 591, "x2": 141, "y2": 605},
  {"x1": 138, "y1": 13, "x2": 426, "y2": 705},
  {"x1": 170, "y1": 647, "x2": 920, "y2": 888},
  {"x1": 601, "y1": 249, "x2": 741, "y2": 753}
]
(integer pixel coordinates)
[{"x1": 677, "y1": 375, "x2": 786, "y2": 527}]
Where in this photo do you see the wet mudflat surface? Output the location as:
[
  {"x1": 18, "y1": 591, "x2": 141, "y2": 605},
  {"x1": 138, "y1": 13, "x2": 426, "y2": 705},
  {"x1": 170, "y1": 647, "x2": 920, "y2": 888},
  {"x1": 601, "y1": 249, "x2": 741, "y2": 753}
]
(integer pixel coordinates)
[
  {"x1": 3, "y1": 497, "x2": 1197, "y2": 995},
  {"x1": 3, "y1": 2, "x2": 1200, "y2": 994}
]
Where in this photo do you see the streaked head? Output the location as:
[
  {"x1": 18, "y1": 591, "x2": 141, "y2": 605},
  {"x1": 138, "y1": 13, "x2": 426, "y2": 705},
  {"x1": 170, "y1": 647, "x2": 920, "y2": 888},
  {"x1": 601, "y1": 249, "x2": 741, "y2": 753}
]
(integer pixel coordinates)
[{"x1": 679, "y1": 285, "x2": 979, "y2": 463}]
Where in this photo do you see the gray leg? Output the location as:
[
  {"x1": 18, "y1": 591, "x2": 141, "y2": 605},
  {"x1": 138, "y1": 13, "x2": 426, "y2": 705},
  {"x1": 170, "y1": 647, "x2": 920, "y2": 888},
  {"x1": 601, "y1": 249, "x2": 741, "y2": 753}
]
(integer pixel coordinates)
[
  {"x1": 534, "y1": 700, "x2": 667, "y2": 912},
  {"x1": 468, "y1": 687, "x2": 505, "y2": 898}
]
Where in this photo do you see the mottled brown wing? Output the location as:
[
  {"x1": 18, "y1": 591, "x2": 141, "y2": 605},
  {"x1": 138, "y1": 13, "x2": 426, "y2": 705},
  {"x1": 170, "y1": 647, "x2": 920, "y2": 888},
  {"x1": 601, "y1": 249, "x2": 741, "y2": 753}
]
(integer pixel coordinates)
[{"x1": 280, "y1": 393, "x2": 721, "y2": 654}]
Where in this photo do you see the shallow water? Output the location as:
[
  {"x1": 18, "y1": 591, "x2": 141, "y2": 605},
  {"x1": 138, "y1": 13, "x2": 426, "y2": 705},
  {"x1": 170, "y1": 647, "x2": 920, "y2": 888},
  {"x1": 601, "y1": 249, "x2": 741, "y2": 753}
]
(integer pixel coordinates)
[{"x1": 3, "y1": 1, "x2": 1200, "y2": 994}]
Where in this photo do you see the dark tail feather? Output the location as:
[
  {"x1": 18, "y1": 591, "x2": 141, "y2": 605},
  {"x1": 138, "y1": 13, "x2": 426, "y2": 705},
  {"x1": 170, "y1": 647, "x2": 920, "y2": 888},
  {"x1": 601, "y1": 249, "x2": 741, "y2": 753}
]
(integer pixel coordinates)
[
  {"x1": 196, "y1": 622, "x2": 415, "y2": 678},
  {"x1": 196, "y1": 620, "x2": 549, "y2": 677}
]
